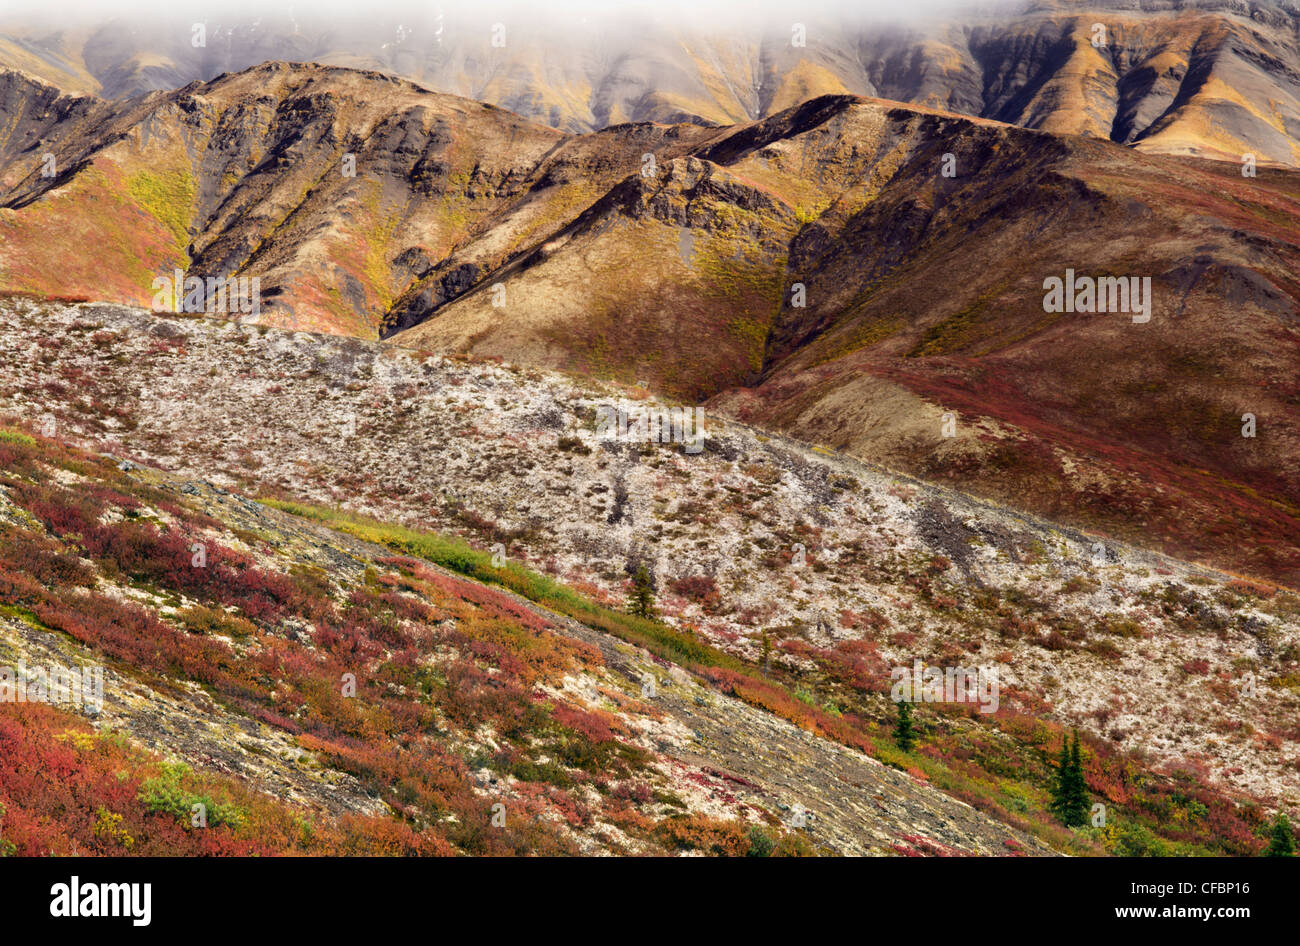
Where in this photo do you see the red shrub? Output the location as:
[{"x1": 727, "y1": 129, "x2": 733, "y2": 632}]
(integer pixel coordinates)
[{"x1": 669, "y1": 575, "x2": 722, "y2": 612}]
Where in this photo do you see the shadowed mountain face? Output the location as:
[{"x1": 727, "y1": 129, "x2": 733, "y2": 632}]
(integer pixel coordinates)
[
  {"x1": 3, "y1": 1, "x2": 1300, "y2": 165},
  {"x1": 1, "y1": 59, "x2": 1298, "y2": 590}
]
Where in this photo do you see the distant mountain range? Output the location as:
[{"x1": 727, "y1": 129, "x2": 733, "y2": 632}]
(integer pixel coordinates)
[{"x1": 3, "y1": 1, "x2": 1300, "y2": 163}]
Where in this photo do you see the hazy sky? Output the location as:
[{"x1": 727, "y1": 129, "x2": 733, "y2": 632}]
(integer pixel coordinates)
[{"x1": 1, "y1": 0, "x2": 997, "y2": 26}]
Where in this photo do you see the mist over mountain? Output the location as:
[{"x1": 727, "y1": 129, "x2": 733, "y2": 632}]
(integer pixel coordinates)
[{"x1": 3, "y1": 0, "x2": 1300, "y2": 164}]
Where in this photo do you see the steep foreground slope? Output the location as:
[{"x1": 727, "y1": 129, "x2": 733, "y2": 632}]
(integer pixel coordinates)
[
  {"x1": 2, "y1": 296, "x2": 1297, "y2": 855},
  {"x1": 3, "y1": 1, "x2": 1300, "y2": 165},
  {"x1": 0, "y1": 375, "x2": 1057, "y2": 857}
]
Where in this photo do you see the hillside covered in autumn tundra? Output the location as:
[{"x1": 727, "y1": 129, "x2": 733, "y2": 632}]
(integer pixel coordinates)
[
  {"x1": 0, "y1": 297, "x2": 1297, "y2": 857},
  {"x1": 0, "y1": 0, "x2": 1298, "y2": 866}
]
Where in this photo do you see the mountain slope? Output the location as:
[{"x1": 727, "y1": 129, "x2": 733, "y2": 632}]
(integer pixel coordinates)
[
  {"x1": 2, "y1": 59, "x2": 1298, "y2": 588},
  {"x1": 2, "y1": 381, "x2": 1061, "y2": 856},
  {"x1": 0, "y1": 64, "x2": 572, "y2": 336},
  {"x1": 391, "y1": 93, "x2": 1300, "y2": 587},
  {"x1": 2, "y1": 296, "x2": 1297, "y2": 856}
]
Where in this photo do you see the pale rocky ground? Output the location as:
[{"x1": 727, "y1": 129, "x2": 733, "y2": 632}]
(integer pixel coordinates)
[
  {"x1": 0, "y1": 459, "x2": 1051, "y2": 855},
  {"x1": 2, "y1": 298, "x2": 1298, "y2": 812}
]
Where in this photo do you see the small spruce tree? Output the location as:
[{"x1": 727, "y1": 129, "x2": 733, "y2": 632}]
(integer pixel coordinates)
[
  {"x1": 894, "y1": 698, "x2": 915, "y2": 751},
  {"x1": 1067, "y1": 729, "x2": 1089, "y2": 824},
  {"x1": 627, "y1": 564, "x2": 656, "y2": 619},
  {"x1": 1051, "y1": 730, "x2": 1089, "y2": 827},
  {"x1": 1265, "y1": 812, "x2": 1295, "y2": 857}
]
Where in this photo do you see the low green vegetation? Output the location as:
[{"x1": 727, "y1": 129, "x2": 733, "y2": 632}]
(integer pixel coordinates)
[
  {"x1": 139, "y1": 760, "x2": 246, "y2": 829},
  {"x1": 0, "y1": 427, "x2": 37, "y2": 447},
  {"x1": 259, "y1": 498, "x2": 736, "y2": 670},
  {"x1": 126, "y1": 166, "x2": 196, "y2": 257}
]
